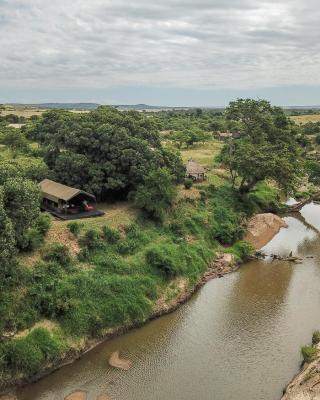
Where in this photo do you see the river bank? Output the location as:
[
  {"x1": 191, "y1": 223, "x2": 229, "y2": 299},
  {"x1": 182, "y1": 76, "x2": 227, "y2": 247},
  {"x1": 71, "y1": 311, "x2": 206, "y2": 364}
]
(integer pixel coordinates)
[
  {"x1": 0, "y1": 252, "x2": 240, "y2": 396},
  {"x1": 0, "y1": 212, "x2": 288, "y2": 398},
  {"x1": 281, "y1": 351, "x2": 320, "y2": 400}
]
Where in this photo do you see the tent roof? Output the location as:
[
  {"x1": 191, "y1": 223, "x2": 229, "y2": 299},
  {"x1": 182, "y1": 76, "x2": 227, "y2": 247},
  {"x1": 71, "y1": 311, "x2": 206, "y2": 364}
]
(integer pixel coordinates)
[
  {"x1": 186, "y1": 159, "x2": 205, "y2": 174},
  {"x1": 40, "y1": 179, "x2": 95, "y2": 203}
]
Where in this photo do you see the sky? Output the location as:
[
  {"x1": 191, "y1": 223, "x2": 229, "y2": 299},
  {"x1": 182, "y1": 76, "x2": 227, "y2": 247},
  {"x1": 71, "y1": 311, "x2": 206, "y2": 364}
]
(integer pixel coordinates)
[{"x1": 1, "y1": 0, "x2": 320, "y2": 106}]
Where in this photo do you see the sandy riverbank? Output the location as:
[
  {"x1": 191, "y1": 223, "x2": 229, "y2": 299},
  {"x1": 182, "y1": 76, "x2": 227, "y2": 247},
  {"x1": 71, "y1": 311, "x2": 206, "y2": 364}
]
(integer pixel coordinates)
[{"x1": 245, "y1": 213, "x2": 288, "y2": 249}]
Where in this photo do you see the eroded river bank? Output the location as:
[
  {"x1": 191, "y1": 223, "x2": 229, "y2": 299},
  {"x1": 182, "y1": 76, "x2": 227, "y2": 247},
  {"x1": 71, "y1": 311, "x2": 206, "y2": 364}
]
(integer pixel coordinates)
[{"x1": 13, "y1": 203, "x2": 320, "y2": 400}]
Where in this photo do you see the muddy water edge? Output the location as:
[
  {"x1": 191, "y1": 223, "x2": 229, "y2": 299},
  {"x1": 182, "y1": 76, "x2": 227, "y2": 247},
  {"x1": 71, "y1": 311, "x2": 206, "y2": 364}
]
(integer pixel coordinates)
[{"x1": 14, "y1": 202, "x2": 320, "y2": 400}]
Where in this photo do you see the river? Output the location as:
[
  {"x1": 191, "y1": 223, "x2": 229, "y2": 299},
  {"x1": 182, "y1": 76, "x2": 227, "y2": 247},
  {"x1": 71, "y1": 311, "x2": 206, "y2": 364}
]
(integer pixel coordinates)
[{"x1": 16, "y1": 203, "x2": 320, "y2": 400}]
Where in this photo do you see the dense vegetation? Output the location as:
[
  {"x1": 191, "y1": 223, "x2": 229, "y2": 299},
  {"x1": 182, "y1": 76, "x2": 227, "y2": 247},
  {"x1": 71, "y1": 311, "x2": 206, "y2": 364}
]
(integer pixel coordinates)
[
  {"x1": 0, "y1": 99, "x2": 317, "y2": 384},
  {"x1": 27, "y1": 107, "x2": 184, "y2": 199}
]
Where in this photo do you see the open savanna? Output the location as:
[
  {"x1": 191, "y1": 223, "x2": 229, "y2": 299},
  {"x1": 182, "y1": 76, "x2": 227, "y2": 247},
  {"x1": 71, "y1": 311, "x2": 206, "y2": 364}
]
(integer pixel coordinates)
[{"x1": 290, "y1": 114, "x2": 320, "y2": 124}]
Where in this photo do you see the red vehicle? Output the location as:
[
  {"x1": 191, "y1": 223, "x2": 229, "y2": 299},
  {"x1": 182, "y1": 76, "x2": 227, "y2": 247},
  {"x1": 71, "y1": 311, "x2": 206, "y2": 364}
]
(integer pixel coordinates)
[{"x1": 83, "y1": 201, "x2": 95, "y2": 212}]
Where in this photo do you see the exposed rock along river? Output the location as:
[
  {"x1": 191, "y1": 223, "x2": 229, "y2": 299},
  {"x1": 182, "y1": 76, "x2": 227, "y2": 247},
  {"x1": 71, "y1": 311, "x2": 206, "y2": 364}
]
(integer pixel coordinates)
[{"x1": 12, "y1": 202, "x2": 320, "y2": 400}]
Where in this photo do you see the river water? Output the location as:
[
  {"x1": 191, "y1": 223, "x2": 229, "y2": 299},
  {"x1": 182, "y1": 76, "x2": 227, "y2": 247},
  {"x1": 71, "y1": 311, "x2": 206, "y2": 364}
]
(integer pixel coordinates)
[{"x1": 16, "y1": 203, "x2": 320, "y2": 400}]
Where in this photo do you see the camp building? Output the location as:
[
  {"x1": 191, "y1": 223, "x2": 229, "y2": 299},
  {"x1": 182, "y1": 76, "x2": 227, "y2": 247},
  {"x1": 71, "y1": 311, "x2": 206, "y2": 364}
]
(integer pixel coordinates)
[
  {"x1": 185, "y1": 159, "x2": 206, "y2": 181},
  {"x1": 39, "y1": 179, "x2": 103, "y2": 220}
]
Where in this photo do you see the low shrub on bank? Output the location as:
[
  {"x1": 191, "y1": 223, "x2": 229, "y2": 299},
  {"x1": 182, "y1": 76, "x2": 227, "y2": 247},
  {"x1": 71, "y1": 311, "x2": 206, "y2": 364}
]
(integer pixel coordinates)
[
  {"x1": 301, "y1": 345, "x2": 318, "y2": 363},
  {"x1": 312, "y1": 330, "x2": 320, "y2": 345},
  {"x1": 209, "y1": 206, "x2": 244, "y2": 244},
  {"x1": 244, "y1": 181, "x2": 280, "y2": 214},
  {"x1": 2, "y1": 328, "x2": 66, "y2": 376},
  {"x1": 226, "y1": 240, "x2": 255, "y2": 262}
]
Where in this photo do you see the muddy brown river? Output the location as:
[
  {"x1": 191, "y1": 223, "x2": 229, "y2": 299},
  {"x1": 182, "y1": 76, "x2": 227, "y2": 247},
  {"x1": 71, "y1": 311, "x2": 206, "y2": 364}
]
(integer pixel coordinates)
[{"x1": 16, "y1": 203, "x2": 320, "y2": 400}]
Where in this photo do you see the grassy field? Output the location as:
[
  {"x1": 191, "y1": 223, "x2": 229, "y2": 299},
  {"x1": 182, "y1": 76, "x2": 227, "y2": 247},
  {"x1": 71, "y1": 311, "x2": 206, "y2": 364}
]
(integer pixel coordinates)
[
  {"x1": 180, "y1": 140, "x2": 228, "y2": 186},
  {"x1": 290, "y1": 115, "x2": 320, "y2": 124},
  {"x1": 1, "y1": 107, "x2": 90, "y2": 118}
]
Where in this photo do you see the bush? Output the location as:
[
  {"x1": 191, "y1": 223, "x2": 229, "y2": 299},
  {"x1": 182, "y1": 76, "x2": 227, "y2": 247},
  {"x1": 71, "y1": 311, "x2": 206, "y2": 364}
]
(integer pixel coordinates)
[
  {"x1": 36, "y1": 212, "x2": 52, "y2": 235},
  {"x1": 209, "y1": 206, "x2": 244, "y2": 244},
  {"x1": 67, "y1": 221, "x2": 84, "y2": 237},
  {"x1": 312, "y1": 330, "x2": 320, "y2": 345},
  {"x1": 4, "y1": 328, "x2": 65, "y2": 375},
  {"x1": 21, "y1": 228, "x2": 43, "y2": 251},
  {"x1": 42, "y1": 243, "x2": 72, "y2": 268},
  {"x1": 145, "y1": 244, "x2": 181, "y2": 278},
  {"x1": 301, "y1": 345, "x2": 318, "y2": 363},
  {"x1": 102, "y1": 225, "x2": 120, "y2": 244},
  {"x1": 228, "y1": 240, "x2": 255, "y2": 261},
  {"x1": 80, "y1": 229, "x2": 102, "y2": 250},
  {"x1": 184, "y1": 178, "x2": 193, "y2": 189}
]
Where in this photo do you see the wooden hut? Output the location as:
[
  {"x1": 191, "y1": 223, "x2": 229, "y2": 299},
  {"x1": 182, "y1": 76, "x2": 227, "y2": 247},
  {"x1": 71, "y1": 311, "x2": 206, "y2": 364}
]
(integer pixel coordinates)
[{"x1": 185, "y1": 159, "x2": 206, "y2": 181}]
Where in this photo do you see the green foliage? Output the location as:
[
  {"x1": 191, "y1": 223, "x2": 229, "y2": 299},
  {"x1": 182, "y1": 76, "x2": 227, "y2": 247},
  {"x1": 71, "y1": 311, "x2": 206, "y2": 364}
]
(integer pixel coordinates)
[
  {"x1": 0, "y1": 188, "x2": 17, "y2": 277},
  {"x1": 2, "y1": 177, "x2": 41, "y2": 249},
  {"x1": 244, "y1": 182, "x2": 280, "y2": 213},
  {"x1": 28, "y1": 107, "x2": 184, "y2": 198},
  {"x1": 301, "y1": 345, "x2": 318, "y2": 363},
  {"x1": 1, "y1": 127, "x2": 28, "y2": 155},
  {"x1": 305, "y1": 160, "x2": 320, "y2": 185},
  {"x1": 35, "y1": 212, "x2": 52, "y2": 236},
  {"x1": 80, "y1": 229, "x2": 102, "y2": 250},
  {"x1": 42, "y1": 243, "x2": 72, "y2": 268},
  {"x1": 312, "y1": 331, "x2": 320, "y2": 345},
  {"x1": 67, "y1": 221, "x2": 84, "y2": 237},
  {"x1": 2, "y1": 328, "x2": 65, "y2": 376},
  {"x1": 220, "y1": 99, "x2": 301, "y2": 193},
  {"x1": 0, "y1": 158, "x2": 48, "y2": 184},
  {"x1": 184, "y1": 178, "x2": 193, "y2": 189},
  {"x1": 172, "y1": 129, "x2": 211, "y2": 148},
  {"x1": 209, "y1": 206, "x2": 244, "y2": 244},
  {"x1": 315, "y1": 133, "x2": 320, "y2": 144},
  {"x1": 102, "y1": 225, "x2": 121, "y2": 244},
  {"x1": 132, "y1": 168, "x2": 177, "y2": 221},
  {"x1": 227, "y1": 241, "x2": 255, "y2": 262}
]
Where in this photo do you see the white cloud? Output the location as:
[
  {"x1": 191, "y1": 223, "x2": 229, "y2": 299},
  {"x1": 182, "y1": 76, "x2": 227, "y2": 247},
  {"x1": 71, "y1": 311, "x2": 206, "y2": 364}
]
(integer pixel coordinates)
[{"x1": 0, "y1": 0, "x2": 320, "y2": 91}]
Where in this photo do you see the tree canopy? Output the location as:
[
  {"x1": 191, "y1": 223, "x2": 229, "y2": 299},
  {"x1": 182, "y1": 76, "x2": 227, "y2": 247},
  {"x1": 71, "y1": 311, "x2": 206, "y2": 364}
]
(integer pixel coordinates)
[
  {"x1": 28, "y1": 107, "x2": 185, "y2": 199},
  {"x1": 219, "y1": 99, "x2": 301, "y2": 193}
]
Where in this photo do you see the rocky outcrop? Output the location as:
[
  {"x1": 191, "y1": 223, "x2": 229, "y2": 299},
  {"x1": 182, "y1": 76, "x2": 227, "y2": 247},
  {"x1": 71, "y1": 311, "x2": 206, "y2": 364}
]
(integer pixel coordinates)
[
  {"x1": 282, "y1": 351, "x2": 320, "y2": 400},
  {"x1": 245, "y1": 213, "x2": 288, "y2": 249}
]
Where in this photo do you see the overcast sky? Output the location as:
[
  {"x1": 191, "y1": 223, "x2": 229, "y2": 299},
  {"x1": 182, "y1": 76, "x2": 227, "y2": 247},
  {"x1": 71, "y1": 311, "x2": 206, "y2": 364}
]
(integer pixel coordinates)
[{"x1": 1, "y1": 0, "x2": 319, "y2": 106}]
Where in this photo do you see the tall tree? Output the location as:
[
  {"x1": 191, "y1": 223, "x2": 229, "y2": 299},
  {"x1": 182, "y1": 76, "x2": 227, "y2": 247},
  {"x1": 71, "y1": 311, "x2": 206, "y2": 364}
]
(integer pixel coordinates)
[{"x1": 219, "y1": 99, "x2": 301, "y2": 193}]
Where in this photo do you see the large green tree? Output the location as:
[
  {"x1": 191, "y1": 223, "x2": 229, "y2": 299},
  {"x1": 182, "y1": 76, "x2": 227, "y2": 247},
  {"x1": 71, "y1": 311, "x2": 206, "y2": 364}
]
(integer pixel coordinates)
[
  {"x1": 219, "y1": 99, "x2": 301, "y2": 193},
  {"x1": 131, "y1": 168, "x2": 177, "y2": 221},
  {"x1": 28, "y1": 107, "x2": 185, "y2": 198}
]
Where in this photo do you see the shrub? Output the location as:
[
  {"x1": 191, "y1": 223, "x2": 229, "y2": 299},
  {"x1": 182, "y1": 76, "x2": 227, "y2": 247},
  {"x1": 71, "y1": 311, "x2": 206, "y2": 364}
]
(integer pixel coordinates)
[
  {"x1": 301, "y1": 345, "x2": 318, "y2": 363},
  {"x1": 4, "y1": 328, "x2": 65, "y2": 376},
  {"x1": 312, "y1": 330, "x2": 320, "y2": 345},
  {"x1": 67, "y1": 221, "x2": 84, "y2": 237},
  {"x1": 245, "y1": 181, "x2": 280, "y2": 214},
  {"x1": 5, "y1": 335, "x2": 45, "y2": 375},
  {"x1": 209, "y1": 206, "x2": 244, "y2": 244},
  {"x1": 36, "y1": 212, "x2": 52, "y2": 235},
  {"x1": 21, "y1": 228, "x2": 43, "y2": 251},
  {"x1": 42, "y1": 243, "x2": 72, "y2": 268},
  {"x1": 145, "y1": 244, "x2": 181, "y2": 278},
  {"x1": 117, "y1": 239, "x2": 139, "y2": 255},
  {"x1": 184, "y1": 178, "x2": 193, "y2": 189},
  {"x1": 228, "y1": 240, "x2": 255, "y2": 261},
  {"x1": 80, "y1": 229, "x2": 102, "y2": 250},
  {"x1": 102, "y1": 225, "x2": 120, "y2": 244}
]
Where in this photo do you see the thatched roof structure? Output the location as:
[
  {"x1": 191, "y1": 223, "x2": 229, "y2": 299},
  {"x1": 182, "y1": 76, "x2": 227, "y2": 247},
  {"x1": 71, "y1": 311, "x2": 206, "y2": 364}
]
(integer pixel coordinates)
[
  {"x1": 40, "y1": 179, "x2": 95, "y2": 203},
  {"x1": 186, "y1": 159, "x2": 205, "y2": 175}
]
